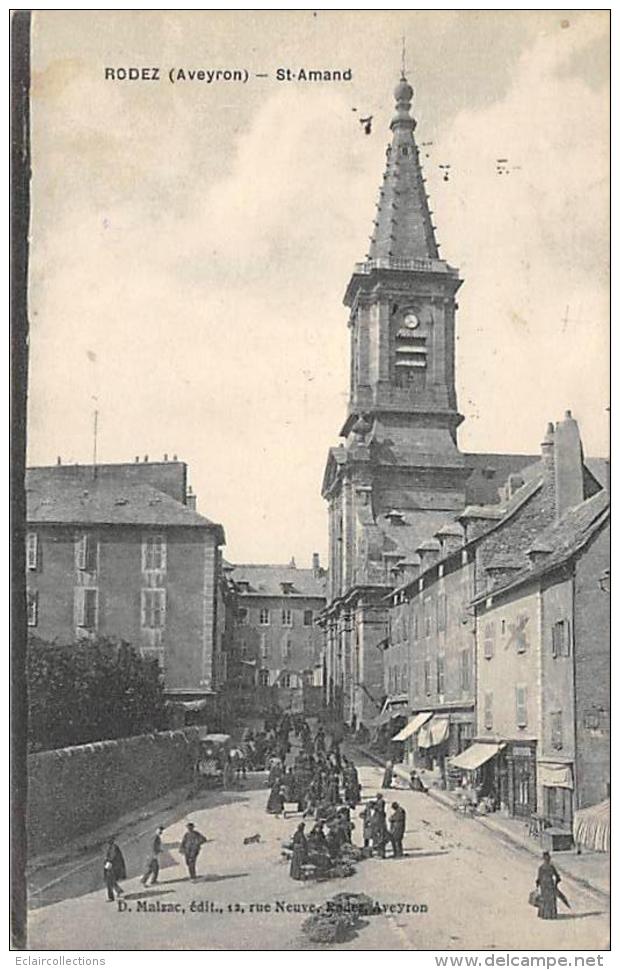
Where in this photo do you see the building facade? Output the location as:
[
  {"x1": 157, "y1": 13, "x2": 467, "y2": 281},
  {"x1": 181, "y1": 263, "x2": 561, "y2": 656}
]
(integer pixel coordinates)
[
  {"x1": 383, "y1": 412, "x2": 607, "y2": 819},
  {"x1": 228, "y1": 557, "x2": 327, "y2": 710},
  {"x1": 26, "y1": 460, "x2": 226, "y2": 700}
]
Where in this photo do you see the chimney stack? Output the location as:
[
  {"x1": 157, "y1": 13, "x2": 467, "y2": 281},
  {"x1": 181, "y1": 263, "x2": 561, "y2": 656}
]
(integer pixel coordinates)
[
  {"x1": 186, "y1": 485, "x2": 197, "y2": 510},
  {"x1": 554, "y1": 410, "x2": 584, "y2": 518},
  {"x1": 56, "y1": 456, "x2": 62, "y2": 465},
  {"x1": 312, "y1": 552, "x2": 321, "y2": 577}
]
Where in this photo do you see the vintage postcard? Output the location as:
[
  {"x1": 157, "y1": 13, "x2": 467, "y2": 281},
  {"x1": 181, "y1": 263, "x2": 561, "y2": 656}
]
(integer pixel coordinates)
[{"x1": 12, "y1": 8, "x2": 610, "y2": 954}]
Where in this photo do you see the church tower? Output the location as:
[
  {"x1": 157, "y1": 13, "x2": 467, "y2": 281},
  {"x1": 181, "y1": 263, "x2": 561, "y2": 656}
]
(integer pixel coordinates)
[{"x1": 321, "y1": 74, "x2": 471, "y2": 723}]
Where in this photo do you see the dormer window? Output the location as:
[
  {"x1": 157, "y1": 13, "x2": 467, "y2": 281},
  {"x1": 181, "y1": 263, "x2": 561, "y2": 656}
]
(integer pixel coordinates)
[
  {"x1": 281, "y1": 582, "x2": 295, "y2": 595},
  {"x1": 236, "y1": 580, "x2": 250, "y2": 593},
  {"x1": 386, "y1": 509, "x2": 405, "y2": 526}
]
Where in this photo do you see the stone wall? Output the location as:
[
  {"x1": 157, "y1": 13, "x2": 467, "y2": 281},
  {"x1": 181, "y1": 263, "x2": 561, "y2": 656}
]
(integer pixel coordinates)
[{"x1": 27, "y1": 728, "x2": 200, "y2": 857}]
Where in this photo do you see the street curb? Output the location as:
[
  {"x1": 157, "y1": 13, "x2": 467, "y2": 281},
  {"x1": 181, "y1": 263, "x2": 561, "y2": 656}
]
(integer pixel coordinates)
[{"x1": 354, "y1": 746, "x2": 609, "y2": 902}]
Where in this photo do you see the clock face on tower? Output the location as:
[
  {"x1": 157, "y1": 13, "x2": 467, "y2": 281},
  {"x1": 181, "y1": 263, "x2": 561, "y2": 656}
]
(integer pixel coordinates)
[{"x1": 403, "y1": 311, "x2": 419, "y2": 330}]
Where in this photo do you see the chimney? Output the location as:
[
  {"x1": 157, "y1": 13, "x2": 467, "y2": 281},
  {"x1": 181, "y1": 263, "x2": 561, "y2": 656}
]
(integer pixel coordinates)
[
  {"x1": 289, "y1": 556, "x2": 297, "y2": 569},
  {"x1": 143, "y1": 455, "x2": 149, "y2": 462},
  {"x1": 186, "y1": 485, "x2": 197, "y2": 510},
  {"x1": 56, "y1": 456, "x2": 62, "y2": 465},
  {"x1": 540, "y1": 422, "x2": 555, "y2": 479},
  {"x1": 164, "y1": 453, "x2": 168, "y2": 462},
  {"x1": 554, "y1": 410, "x2": 584, "y2": 518},
  {"x1": 436, "y1": 522, "x2": 464, "y2": 558},
  {"x1": 416, "y1": 538, "x2": 441, "y2": 572},
  {"x1": 135, "y1": 456, "x2": 140, "y2": 463},
  {"x1": 312, "y1": 552, "x2": 321, "y2": 578}
]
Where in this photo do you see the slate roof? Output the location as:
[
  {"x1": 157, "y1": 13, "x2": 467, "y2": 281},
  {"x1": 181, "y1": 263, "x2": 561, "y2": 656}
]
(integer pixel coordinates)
[
  {"x1": 229, "y1": 564, "x2": 327, "y2": 599},
  {"x1": 473, "y1": 489, "x2": 610, "y2": 603},
  {"x1": 26, "y1": 475, "x2": 224, "y2": 539}
]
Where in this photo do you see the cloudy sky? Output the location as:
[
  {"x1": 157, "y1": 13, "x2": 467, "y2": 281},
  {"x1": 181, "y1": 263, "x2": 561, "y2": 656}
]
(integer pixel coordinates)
[{"x1": 27, "y1": 10, "x2": 609, "y2": 564}]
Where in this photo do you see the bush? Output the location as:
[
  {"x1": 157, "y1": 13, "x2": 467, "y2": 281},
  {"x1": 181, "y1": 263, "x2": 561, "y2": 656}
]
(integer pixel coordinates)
[{"x1": 27, "y1": 636, "x2": 168, "y2": 752}]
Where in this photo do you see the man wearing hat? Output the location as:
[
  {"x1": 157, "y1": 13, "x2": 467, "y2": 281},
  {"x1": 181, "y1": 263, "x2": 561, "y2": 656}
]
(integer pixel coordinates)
[
  {"x1": 103, "y1": 836, "x2": 126, "y2": 902},
  {"x1": 179, "y1": 821, "x2": 207, "y2": 880}
]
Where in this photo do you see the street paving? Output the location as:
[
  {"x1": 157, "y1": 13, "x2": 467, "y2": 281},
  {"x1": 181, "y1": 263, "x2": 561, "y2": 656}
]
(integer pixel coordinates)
[{"x1": 28, "y1": 757, "x2": 609, "y2": 950}]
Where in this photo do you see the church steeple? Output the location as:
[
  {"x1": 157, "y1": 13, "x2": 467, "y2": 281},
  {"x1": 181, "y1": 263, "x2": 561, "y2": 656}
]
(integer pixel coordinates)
[{"x1": 368, "y1": 76, "x2": 439, "y2": 263}]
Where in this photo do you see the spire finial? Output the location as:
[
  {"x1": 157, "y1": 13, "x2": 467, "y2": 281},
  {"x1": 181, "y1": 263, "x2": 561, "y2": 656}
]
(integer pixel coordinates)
[{"x1": 401, "y1": 35, "x2": 406, "y2": 79}]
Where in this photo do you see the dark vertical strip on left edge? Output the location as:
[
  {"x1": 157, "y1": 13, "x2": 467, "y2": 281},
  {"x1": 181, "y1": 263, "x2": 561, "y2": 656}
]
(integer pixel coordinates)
[{"x1": 11, "y1": 7, "x2": 31, "y2": 951}]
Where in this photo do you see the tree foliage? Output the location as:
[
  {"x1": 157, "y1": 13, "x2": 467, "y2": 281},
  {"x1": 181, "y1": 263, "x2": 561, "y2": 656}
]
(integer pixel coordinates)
[{"x1": 27, "y1": 636, "x2": 168, "y2": 752}]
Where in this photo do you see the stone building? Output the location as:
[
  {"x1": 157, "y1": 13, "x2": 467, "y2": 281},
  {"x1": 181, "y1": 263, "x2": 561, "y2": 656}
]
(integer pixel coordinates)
[
  {"x1": 25, "y1": 459, "x2": 226, "y2": 701},
  {"x1": 321, "y1": 73, "x2": 542, "y2": 725},
  {"x1": 471, "y1": 478, "x2": 609, "y2": 821},
  {"x1": 228, "y1": 557, "x2": 327, "y2": 710},
  {"x1": 385, "y1": 411, "x2": 605, "y2": 783}
]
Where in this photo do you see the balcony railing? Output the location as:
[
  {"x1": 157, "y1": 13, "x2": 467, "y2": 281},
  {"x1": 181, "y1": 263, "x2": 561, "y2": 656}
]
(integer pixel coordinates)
[{"x1": 353, "y1": 257, "x2": 458, "y2": 277}]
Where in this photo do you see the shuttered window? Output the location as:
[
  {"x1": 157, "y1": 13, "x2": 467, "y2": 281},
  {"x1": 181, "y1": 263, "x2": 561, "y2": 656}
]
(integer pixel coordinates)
[
  {"x1": 77, "y1": 533, "x2": 98, "y2": 572},
  {"x1": 550, "y1": 710, "x2": 563, "y2": 750},
  {"x1": 484, "y1": 691, "x2": 493, "y2": 730},
  {"x1": 460, "y1": 648, "x2": 472, "y2": 691},
  {"x1": 483, "y1": 622, "x2": 495, "y2": 659},
  {"x1": 436, "y1": 656, "x2": 445, "y2": 694},
  {"x1": 27, "y1": 589, "x2": 38, "y2": 627},
  {"x1": 77, "y1": 588, "x2": 98, "y2": 630},
  {"x1": 424, "y1": 660, "x2": 432, "y2": 695},
  {"x1": 282, "y1": 609, "x2": 293, "y2": 627},
  {"x1": 515, "y1": 685, "x2": 528, "y2": 728},
  {"x1": 551, "y1": 620, "x2": 571, "y2": 658},
  {"x1": 26, "y1": 532, "x2": 38, "y2": 570},
  {"x1": 437, "y1": 592, "x2": 447, "y2": 632},
  {"x1": 259, "y1": 608, "x2": 270, "y2": 625}
]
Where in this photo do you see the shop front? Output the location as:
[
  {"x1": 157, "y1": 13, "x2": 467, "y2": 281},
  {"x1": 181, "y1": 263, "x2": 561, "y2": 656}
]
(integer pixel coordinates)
[
  {"x1": 501, "y1": 741, "x2": 537, "y2": 818},
  {"x1": 417, "y1": 715, "x2": 451, "y2": 779},
  {"x1": 448, "y1": 740, "x2": 505, "y2": 806},
  {"x1": 538, "y1": 762, "x2": 574, "y2": 828}
]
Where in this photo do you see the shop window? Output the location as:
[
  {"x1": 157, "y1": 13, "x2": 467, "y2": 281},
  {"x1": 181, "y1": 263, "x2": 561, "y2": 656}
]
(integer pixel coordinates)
[
  {"x1": 483, "y1": 622, "x2": 495, "y2": 659},
  {"x1": 543, "y1": 785, "x2": 572, "y2": 826},
  {"x1": 551, "y1": 619, "x2": 571, "y2": 658},
  {"x1": 436, "y1": 656, "x2": 445, "y2": 695},
  {"x1": 515, "y1": 685, "x2": 528, "y2": 728},
  {"x1": 550, "y1": 710, "x2": 563, "y2": 750},
  {"x1": 27, "y1": 589, "x2": 38, "y2": 627},
  {"x1": 259, "y1": 608, "x2": 270, "y2": 625},
  {"x1": 484, "y1": 692, "x2": 493, "y2": 731}
]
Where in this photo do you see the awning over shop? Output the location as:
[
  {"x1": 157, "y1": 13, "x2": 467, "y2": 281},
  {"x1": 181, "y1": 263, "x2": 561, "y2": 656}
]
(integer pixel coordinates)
[
  {"x1": 573, "y1": 799, "x2": 610, "y2": 853},
  {"x1": 392, "y1": 711, "x2": 433, "y2": 742},
  {"x1": 538, "y1": 763, "x2": 574, "y2": 790},
  {"x1": 449, "y1": 741, "x2": 505, "y2": 771},
  {"x1": 418, "y1": 716, "x2": 450, "y2": 749}
]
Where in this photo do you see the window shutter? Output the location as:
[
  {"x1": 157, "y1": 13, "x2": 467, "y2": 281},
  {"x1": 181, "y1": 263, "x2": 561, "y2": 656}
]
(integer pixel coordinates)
[
  {"x1": 27, "y1": 590, "x2": 38, "y2": 626},
  {"x1": 484, "y1": 691, "x2": 493, "y2": 730},
  {"x1": 26, "y1": 533, "x2": 38, "y2": 570},
  {"x1": 141, "y1": 589, "x2": 149, "y2": 628},
  {"x1": 76, "y1": 534, "x2": 87, "y2": 570},
  {"x1": 159, "y1": 588, "x2": 167, "y2": 627},
  {"x1": 516, "y1": 686, "x2": 528, "y2": 727},
  {"x1": 75, "y1": 587, "x2": 85, "y2": 627},
  {"x1": 158, "y1": 535, "x2": 167, "y2": 572},
  {"x1": 484, "y1": 623, "x2": 495, "y2": 659}
]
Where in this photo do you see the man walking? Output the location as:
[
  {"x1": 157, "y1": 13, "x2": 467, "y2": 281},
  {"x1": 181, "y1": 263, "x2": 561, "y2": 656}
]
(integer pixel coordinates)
[
  {"x1": 180, "y1": 821, "x2": 207, "y2": 880},
  {"x1": 103, "y1": 836, "x2": 126, "y2": 902},
  {"x1": 141, "y1": 825, "x2": 165, "y2": 886},
  {"x1": 389, "y1": 802, "x2": 406, "y2": 858}
]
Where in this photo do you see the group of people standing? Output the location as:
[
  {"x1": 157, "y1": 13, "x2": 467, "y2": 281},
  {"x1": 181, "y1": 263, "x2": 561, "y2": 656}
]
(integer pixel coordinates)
[{"x1": 265, "y1": 715, "x2": 361, "y2": 820}]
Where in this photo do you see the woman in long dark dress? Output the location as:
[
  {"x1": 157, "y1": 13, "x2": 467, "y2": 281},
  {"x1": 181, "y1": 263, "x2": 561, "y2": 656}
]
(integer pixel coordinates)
[
  {"x1": 536, "y1": 851, "x2": 561, "y2": 919},
  {"x1": 266, "y1": 781, "x2": 285, "y2": 815},
  {"x1": 382, "y1": 760, "x2": 394, "y2": 789},
  {"x1": 290, "y1": 823, "x2": 308, "y2": 880}
]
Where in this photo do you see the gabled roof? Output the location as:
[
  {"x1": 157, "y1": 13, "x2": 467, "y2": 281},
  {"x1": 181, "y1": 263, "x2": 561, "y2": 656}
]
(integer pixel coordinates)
[
  {"x1": 229, "y1": 563, "x2": 327, "y2": 599},
  {"x1": 473, "y1": 489, "x2": 609, "y2": 603},
  {"x1": 26, "y1": 476, "x2": 224, "y2": 540}
]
